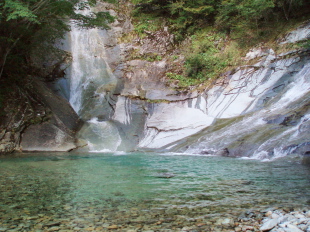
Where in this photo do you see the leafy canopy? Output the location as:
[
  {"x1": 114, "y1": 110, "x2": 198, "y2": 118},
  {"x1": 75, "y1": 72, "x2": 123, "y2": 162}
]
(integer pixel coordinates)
[
  {"x1": 132, "y1": 0, "x2": 309, "y2": 37},
  {"x1": 132, "y1": 0, "x2": 309, "y2": 87},
  {"x1": 0, "y1": 0, "x2": 115, "y2": 81}
]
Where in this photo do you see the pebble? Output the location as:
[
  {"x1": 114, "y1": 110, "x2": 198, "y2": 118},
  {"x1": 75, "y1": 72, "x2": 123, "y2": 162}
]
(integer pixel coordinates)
[
  {"x1": 47, "y1": 227, "x2": 60, "y2": 231},
  {"x1": 0, "y1": 195, "x2": 309, "y2": 232},
  {"x1": 258, "y1": 209, "x2": 310, "y2": 232},
  {"x1": 260, "y1": 218, "x2": 278, "y2": 231},
  {"x1": 272, "y1": 213, "x2": 280, "y2": 219},
  {"x1": 266, "y1": 211, "x2": 273, "y2": 217},
  {"x1": 107, "y1": 225, "x2": 118, "y2": 229}
]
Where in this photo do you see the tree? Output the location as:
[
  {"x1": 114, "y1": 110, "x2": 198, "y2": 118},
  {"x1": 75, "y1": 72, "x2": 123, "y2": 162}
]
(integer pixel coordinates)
[
  {"x1": 216, "y1": 0, "x2": 275, "y2": 31},
  {"x1": 132, "y1": 0, "x2": 220, "y2": 35},
  {"x1": 0, "y1": 0, "x2": 115, "y2": 82},
  {"x1": 276, "y1": 0, "x2": 305, "y2": 20}
]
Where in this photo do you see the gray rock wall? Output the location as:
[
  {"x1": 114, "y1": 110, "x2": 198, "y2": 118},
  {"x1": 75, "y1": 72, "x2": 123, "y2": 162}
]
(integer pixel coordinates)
[
  {"x1": 66, "y1": 3, "x2": 310, "y2": 158},
  {"x1": 0, "y1": 78, "x2": 82, "y2": 154}
]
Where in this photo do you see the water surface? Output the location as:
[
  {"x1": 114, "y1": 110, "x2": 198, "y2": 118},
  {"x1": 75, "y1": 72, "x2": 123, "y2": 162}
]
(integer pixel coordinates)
[{"x1": 0, "y1": 152, "x2": 309, "y2": 231}]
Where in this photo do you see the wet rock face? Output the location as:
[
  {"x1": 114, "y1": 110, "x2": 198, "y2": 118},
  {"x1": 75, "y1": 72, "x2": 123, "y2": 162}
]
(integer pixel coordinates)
[
  {"x1": 0, "y1": 78, "x2": 81, "y2": 154},
  {"x1": 179, "y1": 50, "x2": 310, "y2": 157}
]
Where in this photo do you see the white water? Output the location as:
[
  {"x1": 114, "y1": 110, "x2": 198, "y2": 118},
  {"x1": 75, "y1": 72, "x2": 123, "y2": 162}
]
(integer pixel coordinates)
[
  {"x1": 67, "y1": 13, "x2": 121, "y2": 152},
  {"x1": 85, "y1": 117, "x2": 121, "y2": 152},
  {"x1": 69, "y1": 23, "x2": 113, "y2": 115}
]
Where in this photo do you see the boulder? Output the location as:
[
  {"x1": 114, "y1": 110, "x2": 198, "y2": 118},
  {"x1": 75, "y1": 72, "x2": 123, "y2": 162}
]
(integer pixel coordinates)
[
  {"x1": 215, "y1": 148, "x2": 230, "y2": 157},
  {"x1": 260, "y1": 219, "x2": 278, "y2": 231},
  {"x1": 302, "y1": 152, "x2": 310, "y2": 166},
  {"x1": 20, "y1": 79, "x2": 82, "y2": 152}
]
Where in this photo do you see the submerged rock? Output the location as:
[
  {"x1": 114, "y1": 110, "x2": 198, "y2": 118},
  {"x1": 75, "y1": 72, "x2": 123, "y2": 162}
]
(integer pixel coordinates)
[
  {"x1": 215, "y1": 148, "x2": 230, "y2": 157},
  {"x1": 200, "y1": 150, "x2": 212, "y2": 155},
  {"x1": 302, "y1": 152, "x2": 310, "y2": 166},
  {"x1": 154, "y1": 172, "x2": 175, "y2": 178}
]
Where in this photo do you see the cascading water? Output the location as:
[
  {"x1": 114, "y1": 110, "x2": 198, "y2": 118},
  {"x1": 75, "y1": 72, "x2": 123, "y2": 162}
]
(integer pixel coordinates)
[
  {"x1": 67, "y1": 12, "x2": 122, "y2": 152},
  {"x1": 69, "y1": 24, "x2": 115, "y2": 116}
]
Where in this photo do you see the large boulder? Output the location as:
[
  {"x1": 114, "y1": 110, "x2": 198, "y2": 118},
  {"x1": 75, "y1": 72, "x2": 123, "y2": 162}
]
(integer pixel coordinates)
[{"x1": 20, "y1": 79, "x2": 82, "y2": 152}]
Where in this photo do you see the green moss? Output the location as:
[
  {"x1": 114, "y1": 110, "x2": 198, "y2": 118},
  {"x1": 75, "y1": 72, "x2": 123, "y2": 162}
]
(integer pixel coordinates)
[
  {"x1": 29, "y1": 117, "x2": 43, "y2": 125},
  {"x1": 146, "y1": 99, "x2": 170, "y2": 104},
  {"x1": 166, "y1": 72, "x2": 202, "y2": 88},
  {"x1": 132, "y1": 13, "x2": 162, "y2": 37},
  {"x1": 129, "y1": 50, "x2": 163, "y2": 62}
]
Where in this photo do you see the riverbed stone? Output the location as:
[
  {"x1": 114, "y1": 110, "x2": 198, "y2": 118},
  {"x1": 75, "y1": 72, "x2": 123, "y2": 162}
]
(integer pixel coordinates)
[
  {"x1": 260, "y1": 219, "x2": 278, "y2": 231},
  {"x1": 284, "y1": 224, "x2": 304, "y2": 232}
]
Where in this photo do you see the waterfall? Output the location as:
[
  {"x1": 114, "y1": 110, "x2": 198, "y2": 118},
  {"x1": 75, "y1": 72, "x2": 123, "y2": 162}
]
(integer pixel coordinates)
[
  {"x1": 67, "y1": 17, "x2": 121, "y2": 152},
  {"x1": 69, "y1": 23, "x2": 113, "y2": 116}
]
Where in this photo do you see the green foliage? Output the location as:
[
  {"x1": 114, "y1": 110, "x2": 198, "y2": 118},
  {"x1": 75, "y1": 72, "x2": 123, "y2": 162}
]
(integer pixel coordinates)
[
  {"x1": 132, "y1": 0, "x2": 220, "y2": 40},
  {"x1": 216, "y1": 0, "x2": 275, "y2": 30},
  {"x1": 3, "y1": 0, "x2": 39, "y2": 23},
  {"x1": 132, "y1": 13, "x2": 162, "y2": 36},
  {"x1": 276, "y1": 0, "x2": 305, "y2": 20},
  {"x1": 0, "y1": 0, "x2": 115, "y2": 82},
  {"x1": 132, "y1": 0, "x2": 310, "y2": 41},
  {"x1": 129, "y1": 50, "x2": 163, "y2": 62},
  {"x1": 184, "y1": 33, "x2": 230, "y2": 81},
  {"x1": 166, "y1": 72, "x2": 201, "y2": 87},
  {"x1": 132, "y1": 0, "x2": 310, "y2": 89},
  {"x1": 298, "y1": 39, "x2": 310, "y2": 49}
]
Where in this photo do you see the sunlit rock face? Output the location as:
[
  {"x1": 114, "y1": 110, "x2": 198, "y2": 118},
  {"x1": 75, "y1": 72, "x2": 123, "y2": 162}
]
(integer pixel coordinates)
[
  {"x1": 66, "y1": 2, "x2": 310, "y2": 159},
  {"x1": 279, "y1": 21, "x2": 310, "y2": 44},
  {"x1": 181, "y1": 55, "x2": 310, "y2": 159},
  {"x1": 179, "y1": 23, "x2": 310, "y2": 159},
  {"x1": 65, "y1": 3, "x2": 217, "y2": 152},
  {"x1": 137, "y1": 97, "x2": 214, "y2": 149}
]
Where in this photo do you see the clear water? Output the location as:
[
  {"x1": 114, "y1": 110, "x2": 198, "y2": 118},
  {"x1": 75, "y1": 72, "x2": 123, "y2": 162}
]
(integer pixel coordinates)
[{"x1": 0, "y1": 152, "x2": 309, "y2": 231}]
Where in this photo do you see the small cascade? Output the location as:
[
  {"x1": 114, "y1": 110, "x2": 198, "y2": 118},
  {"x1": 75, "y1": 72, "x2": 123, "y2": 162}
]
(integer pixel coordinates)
[{"x1": 79, "y1": 117, "x2": 121, "y2": 152}]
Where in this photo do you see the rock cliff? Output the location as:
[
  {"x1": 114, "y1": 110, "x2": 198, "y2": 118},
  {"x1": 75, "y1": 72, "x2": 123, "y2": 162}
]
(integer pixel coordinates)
[
  {"x1": 66, "y1": 2, "x2": 309, "y2": 160},
  {"x1": 1, "y1": 2, "x2": 309, "y2": 159}
]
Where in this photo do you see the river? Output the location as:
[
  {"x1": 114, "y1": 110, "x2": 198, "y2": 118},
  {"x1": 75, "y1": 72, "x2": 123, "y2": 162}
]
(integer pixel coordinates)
[{"x1": 0, "y1": 152, "x2": 309, "y2": 231}]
